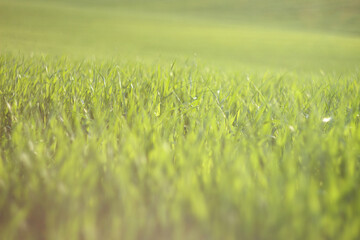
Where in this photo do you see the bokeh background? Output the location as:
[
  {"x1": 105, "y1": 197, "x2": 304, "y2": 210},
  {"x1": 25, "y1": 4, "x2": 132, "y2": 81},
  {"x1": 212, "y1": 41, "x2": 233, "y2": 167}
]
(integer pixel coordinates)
[{"x1": 1, "y1": 0, "x2": 359, "y2": 71}]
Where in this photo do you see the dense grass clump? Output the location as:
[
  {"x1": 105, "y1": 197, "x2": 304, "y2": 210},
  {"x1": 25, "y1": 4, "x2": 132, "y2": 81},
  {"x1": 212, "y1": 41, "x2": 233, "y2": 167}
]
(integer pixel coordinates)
[{"x1": 0, "y1": 54, "x2": 359, "y2": 239}]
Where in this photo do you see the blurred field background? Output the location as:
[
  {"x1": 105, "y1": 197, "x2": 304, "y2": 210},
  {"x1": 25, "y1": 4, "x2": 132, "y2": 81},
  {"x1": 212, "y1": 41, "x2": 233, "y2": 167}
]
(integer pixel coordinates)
[{"x1": 1, "y1": 0, "x2": 359, "y2": 71}]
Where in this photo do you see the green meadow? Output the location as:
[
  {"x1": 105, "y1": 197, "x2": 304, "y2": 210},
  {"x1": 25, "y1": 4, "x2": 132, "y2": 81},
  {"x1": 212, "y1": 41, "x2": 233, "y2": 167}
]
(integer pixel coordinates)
[{"x1": 0, "y1": 0, "x2": 359, "y2": 239}]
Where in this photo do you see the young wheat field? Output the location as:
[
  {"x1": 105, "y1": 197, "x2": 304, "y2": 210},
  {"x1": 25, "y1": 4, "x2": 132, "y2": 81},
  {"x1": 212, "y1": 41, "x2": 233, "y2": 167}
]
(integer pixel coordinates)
[{"x1": 0, "y1": 0, "x2": 360, "y2": 239}]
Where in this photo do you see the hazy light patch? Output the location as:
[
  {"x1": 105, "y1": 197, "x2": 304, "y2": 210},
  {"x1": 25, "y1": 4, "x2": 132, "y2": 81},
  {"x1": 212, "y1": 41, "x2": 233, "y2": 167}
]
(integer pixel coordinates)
[{"x1": 322, "y1": 117, "x2": 332, "y2": 123}]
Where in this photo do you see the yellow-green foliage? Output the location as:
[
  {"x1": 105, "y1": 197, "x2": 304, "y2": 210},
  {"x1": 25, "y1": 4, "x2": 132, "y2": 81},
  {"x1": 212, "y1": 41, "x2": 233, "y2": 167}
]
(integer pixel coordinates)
[
  {"x1": 0, "y1": 54, "x2": 359, "y2": 240},
  {"x1": 0, "y1": 0, "x2": 359, "y2": 239}
]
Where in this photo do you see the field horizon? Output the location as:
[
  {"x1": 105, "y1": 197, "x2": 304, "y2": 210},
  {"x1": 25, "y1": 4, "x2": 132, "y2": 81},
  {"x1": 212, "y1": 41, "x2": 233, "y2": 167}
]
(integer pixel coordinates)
[{"x1": 1, "y1": 0, "x2": 359, "y2": 72}]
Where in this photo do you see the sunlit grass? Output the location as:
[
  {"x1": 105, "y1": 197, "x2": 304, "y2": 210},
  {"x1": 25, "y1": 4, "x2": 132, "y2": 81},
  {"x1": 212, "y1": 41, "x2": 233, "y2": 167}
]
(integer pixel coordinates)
[
  {"x1": 0, "y1": 0, "x2": 360, "y2": 239},
  {"x1": 0, "y1": 54, "x2": 359, "y2": 239}
]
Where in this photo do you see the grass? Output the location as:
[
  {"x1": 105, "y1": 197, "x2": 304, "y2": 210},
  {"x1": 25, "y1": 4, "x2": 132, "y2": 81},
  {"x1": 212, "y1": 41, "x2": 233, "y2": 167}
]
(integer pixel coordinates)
[
  {"x1": 1, "y1": 0, "x2": 359, "y2": 72},
  {"x1": 0, "y1": 0, "x2": 359, "y2": 239}
]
